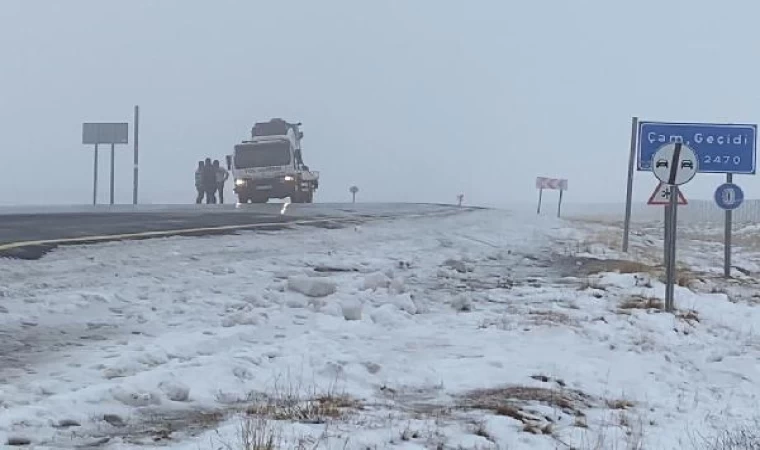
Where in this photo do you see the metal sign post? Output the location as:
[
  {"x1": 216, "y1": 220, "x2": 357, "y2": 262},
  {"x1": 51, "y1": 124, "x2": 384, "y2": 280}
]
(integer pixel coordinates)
[
  {"x1": 110, "y1": 143, "x2": 116, "y2": 205},
  {"x1": 536, "y1": 188, "x2": 543, "y2": 214},
  {"x1": 647, "y1": 182, "x2": 687, "y2": 270},
  {"x1": 92, "y1": 144, "x2": 99, "y2": 205},
  {"x1": 665, "y1": 186, "x2": 679, "y2": 311},
  {"x1": 651, "y1": 142, "x2": 698, "y2": 312},
  {"x1": 623, "y1": 116, "x2": 639, "y2": 253},
  {"x1": 714, "y1": 178, "x2": 744, "y2": 278},
  {"x1": 133, "y1": 105, "x2": 140, "y2": 205},
  {"x1": 83, "y1": 122, "x2": 129, "y2": 205}
]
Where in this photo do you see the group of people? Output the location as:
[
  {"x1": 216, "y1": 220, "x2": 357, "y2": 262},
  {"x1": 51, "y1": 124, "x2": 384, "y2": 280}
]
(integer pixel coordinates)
[{"x1": 195, "y1": 158, "x2": 229, "y2": 204}]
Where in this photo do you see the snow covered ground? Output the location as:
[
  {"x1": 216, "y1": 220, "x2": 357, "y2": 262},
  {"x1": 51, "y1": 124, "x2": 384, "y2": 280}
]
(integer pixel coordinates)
[{"x1": 1, "y1": 208, "x2": 759, "y2": 449}]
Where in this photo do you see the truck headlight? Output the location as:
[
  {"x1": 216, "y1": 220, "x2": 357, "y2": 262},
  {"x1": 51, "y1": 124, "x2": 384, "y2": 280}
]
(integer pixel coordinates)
[
  {"x1": 283, "y1": 176, "x2": 295, "y2": 182},
  {"x1": 235, "y1": 179, "x2": 245, "y2": 186}
]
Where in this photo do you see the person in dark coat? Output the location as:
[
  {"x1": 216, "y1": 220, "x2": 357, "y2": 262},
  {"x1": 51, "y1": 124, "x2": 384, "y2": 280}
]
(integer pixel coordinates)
[
  {"x1": 195, "y1": 160, "x2": 206, "y2": 204},
  {"x1": 201, "y1": 157, "x2": 217, "y2": 204},
  {"x1": 213, "y1": 160, "x2": 229, "y2": 204}
]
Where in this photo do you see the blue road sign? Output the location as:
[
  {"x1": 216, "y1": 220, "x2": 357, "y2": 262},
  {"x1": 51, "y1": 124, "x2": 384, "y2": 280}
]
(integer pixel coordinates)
[
  {"x1": 714, "y1": 183, "x2": 744, "y2": 210},
  {"x1": 637, "y1": 122, "x2": 757, "y2": 174}
]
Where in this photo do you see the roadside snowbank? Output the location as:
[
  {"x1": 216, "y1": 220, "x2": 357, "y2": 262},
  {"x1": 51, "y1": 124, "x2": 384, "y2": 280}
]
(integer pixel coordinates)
[{"x1": 0, "y1": 209, "x2": 758, "y2": 449}]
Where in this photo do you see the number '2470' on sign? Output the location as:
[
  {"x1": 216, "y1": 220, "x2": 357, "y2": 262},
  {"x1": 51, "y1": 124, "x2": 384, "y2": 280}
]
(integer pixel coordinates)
[{"x1": 704, "y1": 155, "x2": 742, "y2": 165}]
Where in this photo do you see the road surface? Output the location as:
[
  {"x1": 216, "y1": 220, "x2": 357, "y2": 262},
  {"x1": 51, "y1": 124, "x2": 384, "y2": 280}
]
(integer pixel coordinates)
[{"x1": 0, "y1": 203, "x2": 473, "y2": 259}]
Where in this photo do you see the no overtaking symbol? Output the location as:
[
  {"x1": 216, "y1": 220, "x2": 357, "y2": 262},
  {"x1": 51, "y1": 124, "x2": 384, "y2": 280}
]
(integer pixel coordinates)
[{"x1": 652, "y1": 142, "x2": 698, "y2": 186}]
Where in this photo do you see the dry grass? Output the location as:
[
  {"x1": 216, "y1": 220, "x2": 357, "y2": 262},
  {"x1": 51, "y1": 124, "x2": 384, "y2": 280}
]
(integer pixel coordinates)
[
  {"x1": 695, "y1": 425, "x2": 760, "y2": 450},
  {"x1": 618, "y1": 295, "x2": 664, "y2": 311},
  {"x1": 606, "y1": 399, "x2": 636, "y2": 410},
  {"x1": 215, "y1": 415, "x2": 334, "y2": 450},
  {"x1": 677, "y1": 309, "x2": 701, "y2": 326},
  {"x1": 234, "y1": 416, "x2": 281, "y2": 450},
  {"x1": 576, "y1": 409, "x2": 645, "y2": 450},
  {"x1": 572, "y1": 258, "x2": 659, "y2": 277},
  {"x1": 526, "y1": 309, "x2": 578, "y2": 327},
  {"x1": 246, "y1": 388, "x2": 360, "y2": 425},
  {"x1": 458, "y1": 385, "x2": 594, "y2": 436},
  {"x1": 245, "y1": 374, "x2": 360, "y2": 425}
]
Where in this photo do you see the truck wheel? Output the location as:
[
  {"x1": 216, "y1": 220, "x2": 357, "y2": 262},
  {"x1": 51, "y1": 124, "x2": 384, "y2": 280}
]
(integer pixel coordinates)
[
  {"x1": 251, "y1": 196, "x2": 268, "y2": 204},
  {"x1": 238, "y1": 196, "x2": 249, "y2": 204}
]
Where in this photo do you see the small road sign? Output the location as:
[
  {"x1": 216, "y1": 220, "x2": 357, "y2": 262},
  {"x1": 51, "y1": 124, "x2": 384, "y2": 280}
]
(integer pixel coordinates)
[
  {"x1": 714, "y1": 182, "x2": 744, "y2": 210},
  {"x1": 535, "y1": 177, "x2": 568, "y2": 190},
  {"x1": 652, "y1": 142, "x2": 698, "y2": 186},
  {"x1": 83, "y1": 123, "x2": 129, "y2": 145},
  {"x1": 648, "y1": 182, "x2": 687, "y2": 205},
  {"x1": 638, "y1": 122, "x2": 757, "y2": 174},
  {"x1": 535, "y1": 177, "x2": 568, "y2": 217}
]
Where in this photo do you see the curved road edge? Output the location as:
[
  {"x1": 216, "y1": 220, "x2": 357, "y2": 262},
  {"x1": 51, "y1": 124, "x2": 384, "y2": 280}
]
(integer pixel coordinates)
[{"x1": 0, "y1": 204, "x2": 484, "y2": 260}]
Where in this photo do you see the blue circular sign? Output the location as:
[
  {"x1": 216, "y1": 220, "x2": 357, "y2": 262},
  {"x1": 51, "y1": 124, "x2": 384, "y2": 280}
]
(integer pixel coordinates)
[{"x1": 714, "y1": 183, "x2": 744, "y2": 210}]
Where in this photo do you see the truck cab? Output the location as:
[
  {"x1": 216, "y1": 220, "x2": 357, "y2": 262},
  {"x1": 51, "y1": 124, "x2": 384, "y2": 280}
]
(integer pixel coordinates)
[{"x1": 226, "y1": 119, "x2": 319, "y2": 204}]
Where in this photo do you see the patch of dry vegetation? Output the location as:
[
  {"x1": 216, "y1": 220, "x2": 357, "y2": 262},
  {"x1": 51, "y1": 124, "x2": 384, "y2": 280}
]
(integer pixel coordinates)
[
  {"x1": 572, "y1": 258, "x2": 659, "y2": 277},
  {"x1": 618, "y1": 295, "x2": 664, "y2": 311},
  {"x1": 458, "y1": 385, "x2": 594, "y2": 436},
  {"x1": 526, "y1": 309, "x2": 579, "y2": 327},
  {"x1": 244, "y1": 378, "x2": 361, "y2": 425},
  {"x1": 677, "y1": 309, "x2": 700, "y2": 325}
]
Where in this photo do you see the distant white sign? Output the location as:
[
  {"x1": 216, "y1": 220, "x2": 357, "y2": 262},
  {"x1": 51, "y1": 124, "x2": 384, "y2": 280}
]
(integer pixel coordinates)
[
  {"x1": 535, "y1": 177, "x2": 568, "y2": 190},
  {"x1": 83, "y1": 123, "x2": 129, "y2": 145}
]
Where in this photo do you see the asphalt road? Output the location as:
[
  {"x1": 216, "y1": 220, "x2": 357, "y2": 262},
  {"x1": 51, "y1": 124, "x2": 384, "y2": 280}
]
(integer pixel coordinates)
[{"x1": 0, "y1": 203, "x2": 471, "y2": 259}]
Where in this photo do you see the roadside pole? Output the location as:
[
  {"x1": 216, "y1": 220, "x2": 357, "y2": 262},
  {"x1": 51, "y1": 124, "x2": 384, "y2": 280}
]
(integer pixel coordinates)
[
  {"x1": 623, "y1": 116, "x2": 639, "y2": 253},
  {"x1": 93, "y1": 144, "x2": 99, "y2": 205},
  {"x1": 647, "y1": 182, "x2": 686, "y2": 270},
  {"x1": 110, "y1": 143, "x2": 116, "y2": 205},
  {"x1": 714, "y1": 176, "x2": 744, "y2": 278},
  {"x1": 725, "y1": 174, "x2": 732, "y2": 278},
  {"x1": 537, "y1": 188, "x2": 543, "y2": 214},
  {"x1": 651, "y1": 142, "x2": 698, "y2": 313},
  {"x1": 665, "y1": 186, "x2": 678, "y2": 312},
  {"x1": 663, "y1": 203, "x2": 671, "y2": 271},
  {"x1": 133, "y1": 105, "x2": 139, "y2": 205}
]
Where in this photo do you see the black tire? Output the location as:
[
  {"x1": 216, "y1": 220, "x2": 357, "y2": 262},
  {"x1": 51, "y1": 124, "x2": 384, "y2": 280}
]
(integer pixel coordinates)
[{"x1": 251, "y1": 196, "x2": 268, "y2": 204}]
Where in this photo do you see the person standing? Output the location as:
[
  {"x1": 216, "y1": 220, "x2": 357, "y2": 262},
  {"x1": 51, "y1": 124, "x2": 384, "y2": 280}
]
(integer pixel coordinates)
[
  {"x1": 202, "y1": 157, "x2": 217, "y2": 204},
  {"x1": 195, "y1": 160, "x2": 206, "y2": 204},
  {"x1": 213, "y1": 160, "x2": 229, "y2": 204}
]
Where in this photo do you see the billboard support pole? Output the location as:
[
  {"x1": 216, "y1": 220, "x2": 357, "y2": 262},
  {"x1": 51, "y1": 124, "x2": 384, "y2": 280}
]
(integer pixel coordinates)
[
  {"x1": 110, "y1": 143, "x2": 115, "y2": 205},
  {"x1": 133, "y1": 105, "x2": 139, "y2": 205},
  {"x1": 93, "y1": 144, "x2": 99, "y2": 205}
]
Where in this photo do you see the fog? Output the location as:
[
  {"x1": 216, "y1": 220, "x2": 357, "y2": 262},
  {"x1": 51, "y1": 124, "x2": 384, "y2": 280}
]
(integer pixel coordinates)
[{"x1": 1, "y1": 0, "x2": 758, "y2": 207}]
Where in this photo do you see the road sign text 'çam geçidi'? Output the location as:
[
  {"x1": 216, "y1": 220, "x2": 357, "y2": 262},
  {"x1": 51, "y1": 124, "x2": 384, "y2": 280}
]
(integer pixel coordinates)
[{"x1": 637, "y1": 122, "x2": 756, "y2": 174}]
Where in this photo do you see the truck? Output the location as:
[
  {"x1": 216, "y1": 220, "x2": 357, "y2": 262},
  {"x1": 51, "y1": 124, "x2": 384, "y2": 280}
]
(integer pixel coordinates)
[{"x1": 225, "y1": 118, "x2": 319, "y2": 204}]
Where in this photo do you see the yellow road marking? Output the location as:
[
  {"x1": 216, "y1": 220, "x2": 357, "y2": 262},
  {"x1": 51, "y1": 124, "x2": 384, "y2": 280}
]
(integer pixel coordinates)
[
  {"x1": 0, "y1": 218, "x2": 342, "y2": 252},
  {"x1": 0, "y1": 208, "x2": 467, "y2": 253}
]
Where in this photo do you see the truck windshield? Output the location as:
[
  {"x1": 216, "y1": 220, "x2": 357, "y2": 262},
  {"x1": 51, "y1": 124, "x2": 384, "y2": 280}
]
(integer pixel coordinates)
[
  {"x1": 252, "y1": 121, "x2": 290, "y2": 137},
  {"x1": 234, "y1": 142, "x2": 291, "y2": 168}
]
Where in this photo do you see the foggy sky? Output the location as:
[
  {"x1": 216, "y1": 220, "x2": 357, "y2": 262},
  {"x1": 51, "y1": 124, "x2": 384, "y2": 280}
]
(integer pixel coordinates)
[{"x1": 2, "y1": 0, "x2": 759, "y2": 207}]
